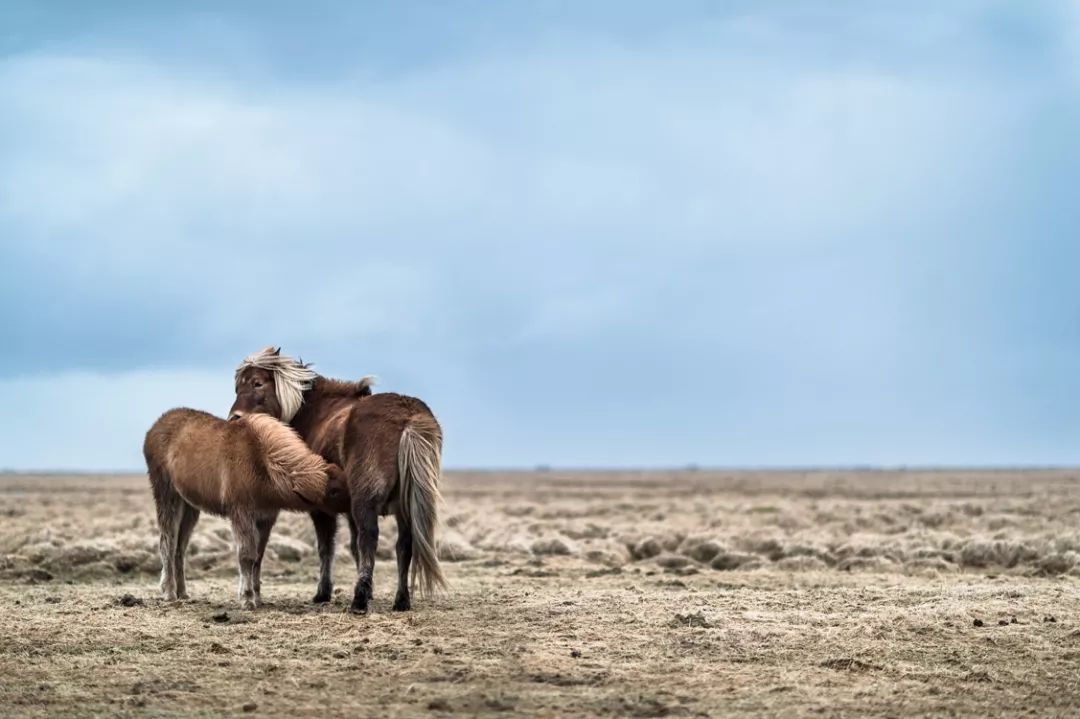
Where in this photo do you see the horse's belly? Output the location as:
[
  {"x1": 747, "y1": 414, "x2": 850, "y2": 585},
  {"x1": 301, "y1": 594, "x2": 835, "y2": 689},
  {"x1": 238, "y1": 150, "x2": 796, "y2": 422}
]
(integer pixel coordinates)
[
  {"x1": 174, "y1": 482, "x2": 228, "y2": 516},
  {"x1": 167, "y1": 457, "x2": 229, "y2": 515}
]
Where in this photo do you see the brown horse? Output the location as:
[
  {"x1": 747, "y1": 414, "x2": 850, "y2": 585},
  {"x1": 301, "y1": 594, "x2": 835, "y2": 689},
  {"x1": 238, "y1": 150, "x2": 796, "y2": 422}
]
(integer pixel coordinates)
[
  {"x1": 144, "y1": 408, "x2": 349, "y2": 608},
  {"x1": 228, "y1": 347, "x2": 446, "y2": 614}
]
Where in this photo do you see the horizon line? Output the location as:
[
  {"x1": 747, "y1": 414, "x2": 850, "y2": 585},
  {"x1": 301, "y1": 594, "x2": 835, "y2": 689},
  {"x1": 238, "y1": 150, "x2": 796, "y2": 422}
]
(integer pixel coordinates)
[{"x1": 2, "y1": 464, "x2": 1078, "y2": 476}]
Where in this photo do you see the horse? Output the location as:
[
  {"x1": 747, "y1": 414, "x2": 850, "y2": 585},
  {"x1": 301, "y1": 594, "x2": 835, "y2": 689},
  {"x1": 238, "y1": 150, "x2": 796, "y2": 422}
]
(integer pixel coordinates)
[
  {"x1": 228, "y1": 347, "x2": 446, "y2": 614},
  {"x1": 143, "y1": 408, "x2": 350, "y2": 608}
]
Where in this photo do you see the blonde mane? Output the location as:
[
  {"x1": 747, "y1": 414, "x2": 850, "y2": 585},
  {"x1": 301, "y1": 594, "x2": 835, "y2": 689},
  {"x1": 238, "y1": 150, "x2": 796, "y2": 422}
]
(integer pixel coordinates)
[
  {"x1": 241, "y1": 413, "x2": 329, "y2": 504},
  {"x1": 235, "y1": 346, "x2": 317, "y2": 422}
]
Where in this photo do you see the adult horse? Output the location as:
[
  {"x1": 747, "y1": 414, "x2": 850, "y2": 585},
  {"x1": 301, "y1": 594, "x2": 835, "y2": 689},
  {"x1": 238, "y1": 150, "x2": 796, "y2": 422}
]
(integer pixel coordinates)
[{"x1": 228, "y1": 347, "x2": 445, "y2": 613}]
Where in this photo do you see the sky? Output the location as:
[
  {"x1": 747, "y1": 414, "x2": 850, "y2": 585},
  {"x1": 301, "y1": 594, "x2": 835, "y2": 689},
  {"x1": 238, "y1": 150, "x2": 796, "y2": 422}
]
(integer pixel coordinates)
[{"x1": 2, "y1": 1, "x2": 1079, "y2": 470}]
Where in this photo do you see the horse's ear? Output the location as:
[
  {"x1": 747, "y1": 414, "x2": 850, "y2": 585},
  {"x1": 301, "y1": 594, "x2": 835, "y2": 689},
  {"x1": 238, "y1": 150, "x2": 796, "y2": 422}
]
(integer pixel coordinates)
[
  {"x1": 355, "y1": 375, "x2": 376, "y2": 397},
  {"x1": 272, "y1": 347, "x2": 281, "y2": 356}
]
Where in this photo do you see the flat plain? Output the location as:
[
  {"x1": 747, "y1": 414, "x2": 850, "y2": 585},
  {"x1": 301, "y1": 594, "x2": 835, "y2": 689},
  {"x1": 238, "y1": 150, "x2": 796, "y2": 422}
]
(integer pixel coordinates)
[{"x1": 1, "y1": 470, "x2": 1079, "y2": 717}]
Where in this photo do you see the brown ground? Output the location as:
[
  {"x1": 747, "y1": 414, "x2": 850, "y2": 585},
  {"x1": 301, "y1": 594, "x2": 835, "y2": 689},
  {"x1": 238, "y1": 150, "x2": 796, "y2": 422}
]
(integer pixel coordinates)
[{"x1": 1, "y1": 470, "x2": 1079, "y2": 718}]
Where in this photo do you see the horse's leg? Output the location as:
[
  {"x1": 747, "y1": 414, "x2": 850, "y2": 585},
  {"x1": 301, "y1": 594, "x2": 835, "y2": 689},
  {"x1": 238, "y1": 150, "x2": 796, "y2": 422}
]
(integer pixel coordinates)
[
  {"x1": 310, "y1": 511, "x2": 337, "y2": 603},
  {"x1": 347, "y1": 514, "x2": 360, "y2": 567},
  {"x1": 152, "y1": 471, "x2": 185, "y2": 602},
  {"x1": 231, "y1": 511, "x2": 260, "y2": 610},
  {"x1": 392, "y1": 512, "x2": 413, "y2": 612},
  {"x1": 350, "y1": 503, "x2": 379, "y2": 614},
  {"x1": 174, "y1": 503, "x2": 200, "y2": 600},
  {"x1": 253, "y1": 513, "x2": 277, "y2": 605}
]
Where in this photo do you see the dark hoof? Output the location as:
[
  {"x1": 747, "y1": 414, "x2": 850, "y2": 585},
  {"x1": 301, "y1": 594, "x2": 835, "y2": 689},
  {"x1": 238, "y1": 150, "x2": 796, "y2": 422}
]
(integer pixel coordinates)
[
  {"x1": 349, "y1": 602, "x2": 369, "y2": 615},
  {"x1": 312, "y1": 587, "x2": 333, "y2": 604},
  {"x1": 392, "y1": 596, "x2": 411, "y2": 612}
]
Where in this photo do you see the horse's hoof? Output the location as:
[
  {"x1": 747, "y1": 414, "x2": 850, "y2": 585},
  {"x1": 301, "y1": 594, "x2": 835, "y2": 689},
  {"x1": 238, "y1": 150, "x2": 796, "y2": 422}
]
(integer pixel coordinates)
[
  {"x1": 161, "y1": 591, "x2": 178, "y2": 602},
  {"x1": 177, "y1": 591, "x2": 190, "y2": 600},
  {"x1": 349, "y1": 602, "x2": 369, "y2": 615},
  {"x1": 392, "y1": 597, "x2": 411, "y2": 612},
  {"x1": 312, "y1": 592, "x2": 332, "y2": 604},
  {"x1": 241, "y1": 599, "x2": 257, "y2": 610}
]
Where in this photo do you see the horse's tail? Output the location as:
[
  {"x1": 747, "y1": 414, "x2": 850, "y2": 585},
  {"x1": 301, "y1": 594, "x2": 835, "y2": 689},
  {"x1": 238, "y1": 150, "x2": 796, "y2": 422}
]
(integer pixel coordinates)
[{"x1": 398, "y1": 414, "x2": 447, "y2": 595}]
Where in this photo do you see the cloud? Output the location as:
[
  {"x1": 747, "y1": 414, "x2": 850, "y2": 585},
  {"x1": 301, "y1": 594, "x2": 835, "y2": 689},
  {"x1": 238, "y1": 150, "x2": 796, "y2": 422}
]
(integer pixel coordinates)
[
  {"x1": 0, "y1": 39, "x2": 1019, "y2": 367},
  {"x1": 2, "y1": 3, "x2": 1079, "y2": 467}
]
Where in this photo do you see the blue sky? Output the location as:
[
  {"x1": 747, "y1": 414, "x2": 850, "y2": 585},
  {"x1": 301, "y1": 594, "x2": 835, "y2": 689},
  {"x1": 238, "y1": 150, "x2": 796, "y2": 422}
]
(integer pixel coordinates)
[{"x1": 2, "y1": 2, "x2": 1079, "y2": 470}]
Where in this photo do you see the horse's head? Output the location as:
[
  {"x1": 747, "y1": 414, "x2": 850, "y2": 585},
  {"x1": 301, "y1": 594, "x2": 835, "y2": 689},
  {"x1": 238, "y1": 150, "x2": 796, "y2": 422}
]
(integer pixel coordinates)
[
  {"x1": 231, "y1": 364, "x2": 281, "y2": 420},
  {"x1": 229, "y1": 346, "x2": 316, "y2": 423}
]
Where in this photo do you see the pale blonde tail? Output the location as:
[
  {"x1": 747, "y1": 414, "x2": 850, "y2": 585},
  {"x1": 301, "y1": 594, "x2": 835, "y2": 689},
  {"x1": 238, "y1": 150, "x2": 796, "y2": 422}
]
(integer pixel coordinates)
[{"x1": 398, "y1": 417, "x2": 447, "y2": 594}]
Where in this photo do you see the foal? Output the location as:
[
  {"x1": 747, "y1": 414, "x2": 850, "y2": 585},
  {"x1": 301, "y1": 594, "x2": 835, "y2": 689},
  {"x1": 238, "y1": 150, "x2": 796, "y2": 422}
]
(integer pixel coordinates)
[{"x1": 143, "y1": 408, "x2": 349, "y2": 608}]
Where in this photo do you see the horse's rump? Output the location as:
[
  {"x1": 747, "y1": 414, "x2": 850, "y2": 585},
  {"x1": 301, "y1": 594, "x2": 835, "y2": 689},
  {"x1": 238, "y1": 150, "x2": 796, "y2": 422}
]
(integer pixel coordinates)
[{"x1": 144, "y1": 408, "x2": 238, "y2": 515}]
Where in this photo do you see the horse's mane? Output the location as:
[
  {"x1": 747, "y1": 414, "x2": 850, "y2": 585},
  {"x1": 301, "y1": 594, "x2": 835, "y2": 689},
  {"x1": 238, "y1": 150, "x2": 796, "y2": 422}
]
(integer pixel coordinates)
[
  {"x1": 235, "y1": 346, "x2": 317, "y2": 422},
  {"x1": 313, "y1": 375, "x2": 377, "y2": 399},
  {"x1": 241, "y1": 413, "x2": 328, "y2": 504}
]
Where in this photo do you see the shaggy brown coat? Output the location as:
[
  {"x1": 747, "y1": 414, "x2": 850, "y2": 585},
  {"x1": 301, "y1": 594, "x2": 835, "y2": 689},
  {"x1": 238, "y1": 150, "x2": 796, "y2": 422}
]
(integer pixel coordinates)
[{"x1": 144, "y1": 408, "x2": 349, "y2": 608}]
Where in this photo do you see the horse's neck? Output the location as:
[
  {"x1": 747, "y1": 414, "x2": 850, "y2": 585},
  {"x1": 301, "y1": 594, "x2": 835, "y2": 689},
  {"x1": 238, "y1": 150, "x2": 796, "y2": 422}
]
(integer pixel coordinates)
[
  {"x1": 291, "y1": 387, "x2": 351, "y2": 443},
  {"x1": 290, "y1": 396, "x2": 322, "y2": 441}
]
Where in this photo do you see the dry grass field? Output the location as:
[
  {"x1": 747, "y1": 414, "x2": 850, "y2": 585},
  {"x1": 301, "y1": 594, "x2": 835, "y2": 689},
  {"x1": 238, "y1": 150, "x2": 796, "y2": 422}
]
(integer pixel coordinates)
[{"x1": 2, "y1": 470, "x2": 1079, "y2": 717}]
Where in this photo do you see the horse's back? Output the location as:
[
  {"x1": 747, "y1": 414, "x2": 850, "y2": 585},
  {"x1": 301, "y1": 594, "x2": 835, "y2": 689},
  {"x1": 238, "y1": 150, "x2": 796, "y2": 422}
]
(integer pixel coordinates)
[
  {"x1": 144, "y1": 408, "x2": 219, "y2": 469},
  {"x1": 346, "y1": 392, "x2": 440, "y2": 453},
  {"x1": 144, "y1": 408, "x2": 250, "y2": 514},
  {"x1": 348, "y1": 392, "x2": 438, "y2": 430}
]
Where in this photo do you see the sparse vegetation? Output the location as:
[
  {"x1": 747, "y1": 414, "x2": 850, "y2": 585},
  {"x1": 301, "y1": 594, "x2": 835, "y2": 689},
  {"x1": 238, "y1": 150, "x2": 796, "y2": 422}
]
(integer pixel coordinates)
[{"x1": 1, "y1": 470, "x2": 1079, "y2": 716}]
